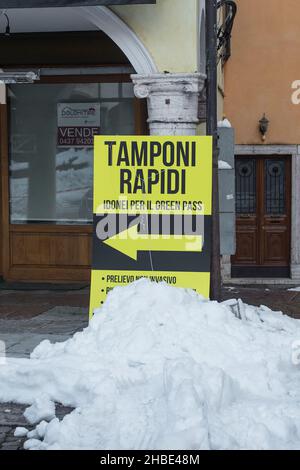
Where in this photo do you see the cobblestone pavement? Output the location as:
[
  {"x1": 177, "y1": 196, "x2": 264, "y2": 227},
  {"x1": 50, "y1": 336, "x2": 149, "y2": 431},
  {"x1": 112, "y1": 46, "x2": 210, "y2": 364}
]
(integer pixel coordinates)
[
  {"x1": 0, "y1": 283, "x2": 300, "y2": 450},
  {"x1": 222, "y1": 285, "x2": 300, "y2": 319},
  {"x1": 0, "y1": 286, "x2": 89, "y2": 319},
  {"x1": 0, "y1": 287, "x2": 89, "y2": 358},
  {"x1": 0, "y1": 287, "x2": 89, "y2": 450},
  {"x1": 0, "y1": 403, "x2": 74, "y2": 450}
]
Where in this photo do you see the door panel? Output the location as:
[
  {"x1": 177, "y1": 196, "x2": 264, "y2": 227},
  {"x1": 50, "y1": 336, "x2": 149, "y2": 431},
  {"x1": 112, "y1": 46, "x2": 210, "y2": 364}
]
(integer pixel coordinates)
[
  {"x1": 234, "y1": 158, "x2": 259, "y2": 266},
  {"x1": 261, "y1": 158, "x2": 290, "y2": 267},
  {"x1": 235, "y1": 227, "x2": 258, "y2": 265},
  {"x1": 262, "y1": 228, "x2": 289, "y2": 265},
  {"x1": 232, "y1": 156, "x2": 291, "y2": 278}
]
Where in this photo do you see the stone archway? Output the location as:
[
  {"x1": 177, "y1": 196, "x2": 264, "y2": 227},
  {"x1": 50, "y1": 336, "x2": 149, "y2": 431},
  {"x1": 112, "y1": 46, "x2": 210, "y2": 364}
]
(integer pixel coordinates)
[
  {"x1": 1, "y1": 5, "x2": 158, "y2": 74},
  {"x1": 79, "y1": 6, "x2": 158, "y2": 74}
]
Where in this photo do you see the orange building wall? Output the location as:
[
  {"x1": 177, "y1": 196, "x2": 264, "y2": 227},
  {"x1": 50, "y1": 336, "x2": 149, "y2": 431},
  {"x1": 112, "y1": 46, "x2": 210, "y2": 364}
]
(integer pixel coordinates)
[{"x1": 224, "y1": 0, "x2": 300, "y2": 145}]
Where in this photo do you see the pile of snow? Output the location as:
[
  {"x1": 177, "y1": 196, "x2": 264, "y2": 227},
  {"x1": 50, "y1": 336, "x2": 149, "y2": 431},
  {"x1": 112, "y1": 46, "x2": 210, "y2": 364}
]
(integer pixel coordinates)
[{"x1": 1, "y1": 279, "x2": 300, "y2": 450}]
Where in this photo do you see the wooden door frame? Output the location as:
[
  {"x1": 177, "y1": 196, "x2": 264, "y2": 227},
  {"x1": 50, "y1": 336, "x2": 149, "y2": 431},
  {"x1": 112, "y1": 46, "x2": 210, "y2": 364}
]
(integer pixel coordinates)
[
  {"x1": 0, "y1": 73, "x2": 147, "y2": 282},
  {"x1": 232, "y1": 144, "x2": 292, "y2": 283}
]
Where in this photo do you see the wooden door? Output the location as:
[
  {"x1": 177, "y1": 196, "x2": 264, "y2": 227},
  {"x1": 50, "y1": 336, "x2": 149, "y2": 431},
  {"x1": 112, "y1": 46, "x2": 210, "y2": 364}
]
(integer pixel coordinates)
[{"x1": 232, "y1": 155, "x2": 291, "y2": 278}]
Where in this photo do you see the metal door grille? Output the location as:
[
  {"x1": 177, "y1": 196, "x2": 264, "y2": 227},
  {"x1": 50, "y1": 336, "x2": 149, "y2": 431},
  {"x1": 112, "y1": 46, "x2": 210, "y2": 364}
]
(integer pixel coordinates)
[
  {"x1": 265, "y1": 159, "x2": 285, "y2": 215},
  {"x1": 235, "y1": 158, "x2": 256, "y2": 214}
]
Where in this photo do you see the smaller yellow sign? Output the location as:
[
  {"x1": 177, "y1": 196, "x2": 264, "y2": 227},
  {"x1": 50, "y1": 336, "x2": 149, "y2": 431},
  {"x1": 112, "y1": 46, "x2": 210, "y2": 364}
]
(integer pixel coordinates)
[{"x1": 89, "y1": 270, "x2": 210, "y2": 317}]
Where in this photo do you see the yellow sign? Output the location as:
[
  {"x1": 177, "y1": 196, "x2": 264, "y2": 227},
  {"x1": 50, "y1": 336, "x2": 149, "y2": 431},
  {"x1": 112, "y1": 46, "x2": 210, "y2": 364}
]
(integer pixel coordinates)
[
  {"x1": 90, "y1": 271, "x2": 210, "y2": 316},
  {"x1": 94, "y1": 136, "x2": 212, "y2": 215},
  {"x1": 90, "y1": 136, "x2": 213, "y2": 317}
]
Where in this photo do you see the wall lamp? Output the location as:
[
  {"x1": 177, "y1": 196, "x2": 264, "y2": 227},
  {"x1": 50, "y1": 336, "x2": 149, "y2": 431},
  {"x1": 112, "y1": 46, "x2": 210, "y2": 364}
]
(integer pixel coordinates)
[
  {"x1": 0, "y1": 71, "x2": 40, "y2": 84},
  {"x1": 259, "y1": 113, "x2": 269, "y2": 141}
]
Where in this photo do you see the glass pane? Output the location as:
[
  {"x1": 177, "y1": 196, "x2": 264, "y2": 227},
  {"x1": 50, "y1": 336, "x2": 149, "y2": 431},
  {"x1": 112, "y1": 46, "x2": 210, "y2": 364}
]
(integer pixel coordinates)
[
  {"x1": 8, "y1": 81, "x2": 135, "y2": 224},
  {"x1": 265, "y1": 159, "x2": 286, "y2": 215},
  {"x1": 235, "y1": 158, "x2": 256, "y2": 214}
]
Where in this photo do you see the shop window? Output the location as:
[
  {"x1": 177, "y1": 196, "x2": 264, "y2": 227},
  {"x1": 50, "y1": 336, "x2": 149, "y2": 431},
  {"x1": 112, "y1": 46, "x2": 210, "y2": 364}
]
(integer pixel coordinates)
[{"x1": 8, "y1": 81, "x2": 135, "y2": 224}]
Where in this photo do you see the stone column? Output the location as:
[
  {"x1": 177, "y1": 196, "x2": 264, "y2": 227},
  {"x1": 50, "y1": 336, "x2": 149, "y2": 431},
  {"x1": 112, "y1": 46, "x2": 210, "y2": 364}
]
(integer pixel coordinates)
[{"x1": 131, "y1": 73, "x2": 206, "y2": 136}]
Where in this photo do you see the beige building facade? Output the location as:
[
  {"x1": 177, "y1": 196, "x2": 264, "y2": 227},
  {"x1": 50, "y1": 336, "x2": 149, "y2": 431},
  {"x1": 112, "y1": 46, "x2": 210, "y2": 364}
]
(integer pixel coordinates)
[{"x1": 224, "y1": 0, "x2": 300, "y2": 282}]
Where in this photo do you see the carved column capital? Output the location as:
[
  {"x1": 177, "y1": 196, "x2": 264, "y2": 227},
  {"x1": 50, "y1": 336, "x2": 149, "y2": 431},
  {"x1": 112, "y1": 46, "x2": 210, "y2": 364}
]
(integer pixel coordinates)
[{"x1": 131, "y1": 73, "x2": 206, "y2": 136}]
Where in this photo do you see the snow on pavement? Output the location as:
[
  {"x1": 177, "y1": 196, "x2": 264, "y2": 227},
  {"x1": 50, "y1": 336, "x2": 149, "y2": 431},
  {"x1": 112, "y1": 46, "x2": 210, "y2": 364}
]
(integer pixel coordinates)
[{"x1": 0, "y1": 279, "x2": 300, "y2": 450}]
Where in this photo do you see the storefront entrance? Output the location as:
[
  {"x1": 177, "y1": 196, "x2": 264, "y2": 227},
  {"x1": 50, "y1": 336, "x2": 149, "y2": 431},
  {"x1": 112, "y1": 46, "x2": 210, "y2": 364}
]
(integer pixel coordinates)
[
  {"x1": 1, "y1": 74, "x2": 147, "y2": 281},
  {"x1": 0, "y1": 20, "x2": 154, "y2": 284},
  {"x1": 232, "y1": 155, "x2": 291, "y2": 278},
  {"x1": 0, "y1": 73, "x2": 146, "y2": 282}
]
